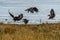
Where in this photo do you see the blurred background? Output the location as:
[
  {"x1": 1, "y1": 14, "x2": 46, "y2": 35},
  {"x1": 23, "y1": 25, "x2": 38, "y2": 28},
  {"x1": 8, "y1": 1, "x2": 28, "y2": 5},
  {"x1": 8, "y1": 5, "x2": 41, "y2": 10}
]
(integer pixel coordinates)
[{"x1": 0, "y1": 0, "x2": 59, "y2": 24}]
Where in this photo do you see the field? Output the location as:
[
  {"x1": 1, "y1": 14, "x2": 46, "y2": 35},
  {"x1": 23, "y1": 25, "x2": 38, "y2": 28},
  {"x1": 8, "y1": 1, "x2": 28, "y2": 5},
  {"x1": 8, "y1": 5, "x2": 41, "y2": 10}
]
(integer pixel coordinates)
[{"x1": 0, "y1": 23, "x2": 60, "y2": 40}]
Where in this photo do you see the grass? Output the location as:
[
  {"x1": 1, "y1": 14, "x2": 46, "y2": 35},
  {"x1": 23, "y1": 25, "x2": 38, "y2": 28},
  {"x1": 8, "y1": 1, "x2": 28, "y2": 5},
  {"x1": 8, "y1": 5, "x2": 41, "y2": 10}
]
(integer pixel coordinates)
[{"x1": 0, "y1": 23, "x2": 60, "y2": 40}]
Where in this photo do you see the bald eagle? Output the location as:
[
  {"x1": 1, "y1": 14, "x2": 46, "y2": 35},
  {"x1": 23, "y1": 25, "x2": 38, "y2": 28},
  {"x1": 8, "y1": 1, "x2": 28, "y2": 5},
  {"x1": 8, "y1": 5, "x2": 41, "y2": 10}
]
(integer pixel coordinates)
[
  {"x1": 48, "y1": 9, "x2": 55, "y2": 19},
  {"x1": 9, "y1": 12, "x2": 23, "y2": 21},
  {"x1": 25, "y1": 7, "x2": 38, "y2": 13}
]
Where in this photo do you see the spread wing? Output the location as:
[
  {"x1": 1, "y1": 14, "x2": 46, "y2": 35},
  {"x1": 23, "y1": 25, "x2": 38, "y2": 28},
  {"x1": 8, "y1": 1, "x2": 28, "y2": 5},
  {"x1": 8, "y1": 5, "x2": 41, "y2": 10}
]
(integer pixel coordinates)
[
  {"x1": 9, "y1": 12, "x2": 14, "y2": 18},
  {"x1": 18, "y1": 14, "x2": 23, "y2": 19},
  {"x1": 48, "y1": 14, "x2": 55, "y2": 19},
  {"x1": 50, "y1": 9, "x2": 55, "y2": 16}
]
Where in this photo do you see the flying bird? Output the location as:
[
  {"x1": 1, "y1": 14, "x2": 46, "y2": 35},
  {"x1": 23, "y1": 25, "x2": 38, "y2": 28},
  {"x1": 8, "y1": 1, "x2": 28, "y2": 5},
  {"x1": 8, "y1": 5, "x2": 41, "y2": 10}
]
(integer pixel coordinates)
[
  {"x1": 23, "y1": 19, "x2": 29, "y2": 24},
  {"x1": 25, "y1": 7, "x2": 39, "y2": 13},
  {"x1": 48, "y1": 9, "x2": 55, "y2": 19},
  {"x1": 9, "y1": 11, "x2": 23, "y2": 21}
]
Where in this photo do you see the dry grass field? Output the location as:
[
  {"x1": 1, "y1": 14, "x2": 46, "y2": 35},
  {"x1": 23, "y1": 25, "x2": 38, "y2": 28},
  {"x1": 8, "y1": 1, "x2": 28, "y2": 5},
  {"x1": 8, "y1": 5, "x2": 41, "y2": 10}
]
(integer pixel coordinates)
[{"x1": 0, "y1": 23, "x2": 60, "y2": 40}]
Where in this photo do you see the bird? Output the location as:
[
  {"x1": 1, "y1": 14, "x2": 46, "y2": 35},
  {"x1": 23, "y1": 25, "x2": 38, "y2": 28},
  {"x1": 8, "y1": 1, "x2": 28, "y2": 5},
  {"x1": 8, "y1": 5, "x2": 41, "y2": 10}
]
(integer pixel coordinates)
[
  {"x1": 25, "y1": 7, "x2": 39, "y2": 13},
  {"x1": 23, "y1": 19, "x2": 29, "y2": 24},
  {"x1": 48, "y1": 9, "x2": 55, "y2": 19},
  {"x1": 9, "y1": 11, "x2": 23, "y2": 21}
]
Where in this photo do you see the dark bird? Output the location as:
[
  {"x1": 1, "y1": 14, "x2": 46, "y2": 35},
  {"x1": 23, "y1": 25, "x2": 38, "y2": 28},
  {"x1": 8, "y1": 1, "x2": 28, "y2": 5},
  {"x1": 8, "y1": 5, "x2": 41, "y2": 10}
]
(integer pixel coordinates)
[
  {"x1": 48, "y1": 9, "x2": 55, "y2": 19},
  {"x1": 9, "y1": 11, "x2": 23, "y2": 21},
  {"x1": 23, "y1": 19, "x2": 29, "y2": 24},
  {"x1": 25, "y1": 7, "x2": 38, "y2": 13}
]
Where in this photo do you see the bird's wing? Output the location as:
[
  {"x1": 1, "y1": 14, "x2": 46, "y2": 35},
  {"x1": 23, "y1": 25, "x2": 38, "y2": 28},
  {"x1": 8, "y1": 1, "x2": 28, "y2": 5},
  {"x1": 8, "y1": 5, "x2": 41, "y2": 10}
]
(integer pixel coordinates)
[
  {"x1": 9, "y1": 12, "x2": 14, "y2": 18},
  {"x1": 18, "y1": 14, "x2": 23, "y2": 19},
  {"x1": 48, "y1": 14, "x2": 55, "y2": 19}
]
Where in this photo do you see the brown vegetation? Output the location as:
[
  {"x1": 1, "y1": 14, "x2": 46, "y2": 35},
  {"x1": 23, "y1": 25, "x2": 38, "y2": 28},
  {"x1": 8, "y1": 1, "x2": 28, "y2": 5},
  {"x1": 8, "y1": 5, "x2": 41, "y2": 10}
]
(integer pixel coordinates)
[{"x1": 0, "y1": 23, "x2": 60, "y2": 40}]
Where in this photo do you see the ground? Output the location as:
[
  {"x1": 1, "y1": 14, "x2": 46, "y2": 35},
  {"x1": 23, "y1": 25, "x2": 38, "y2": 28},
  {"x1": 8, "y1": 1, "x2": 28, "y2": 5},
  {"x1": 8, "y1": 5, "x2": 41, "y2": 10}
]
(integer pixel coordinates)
[{"x1": 0, "y1": 23, "x2": 60, "y2": 40}]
